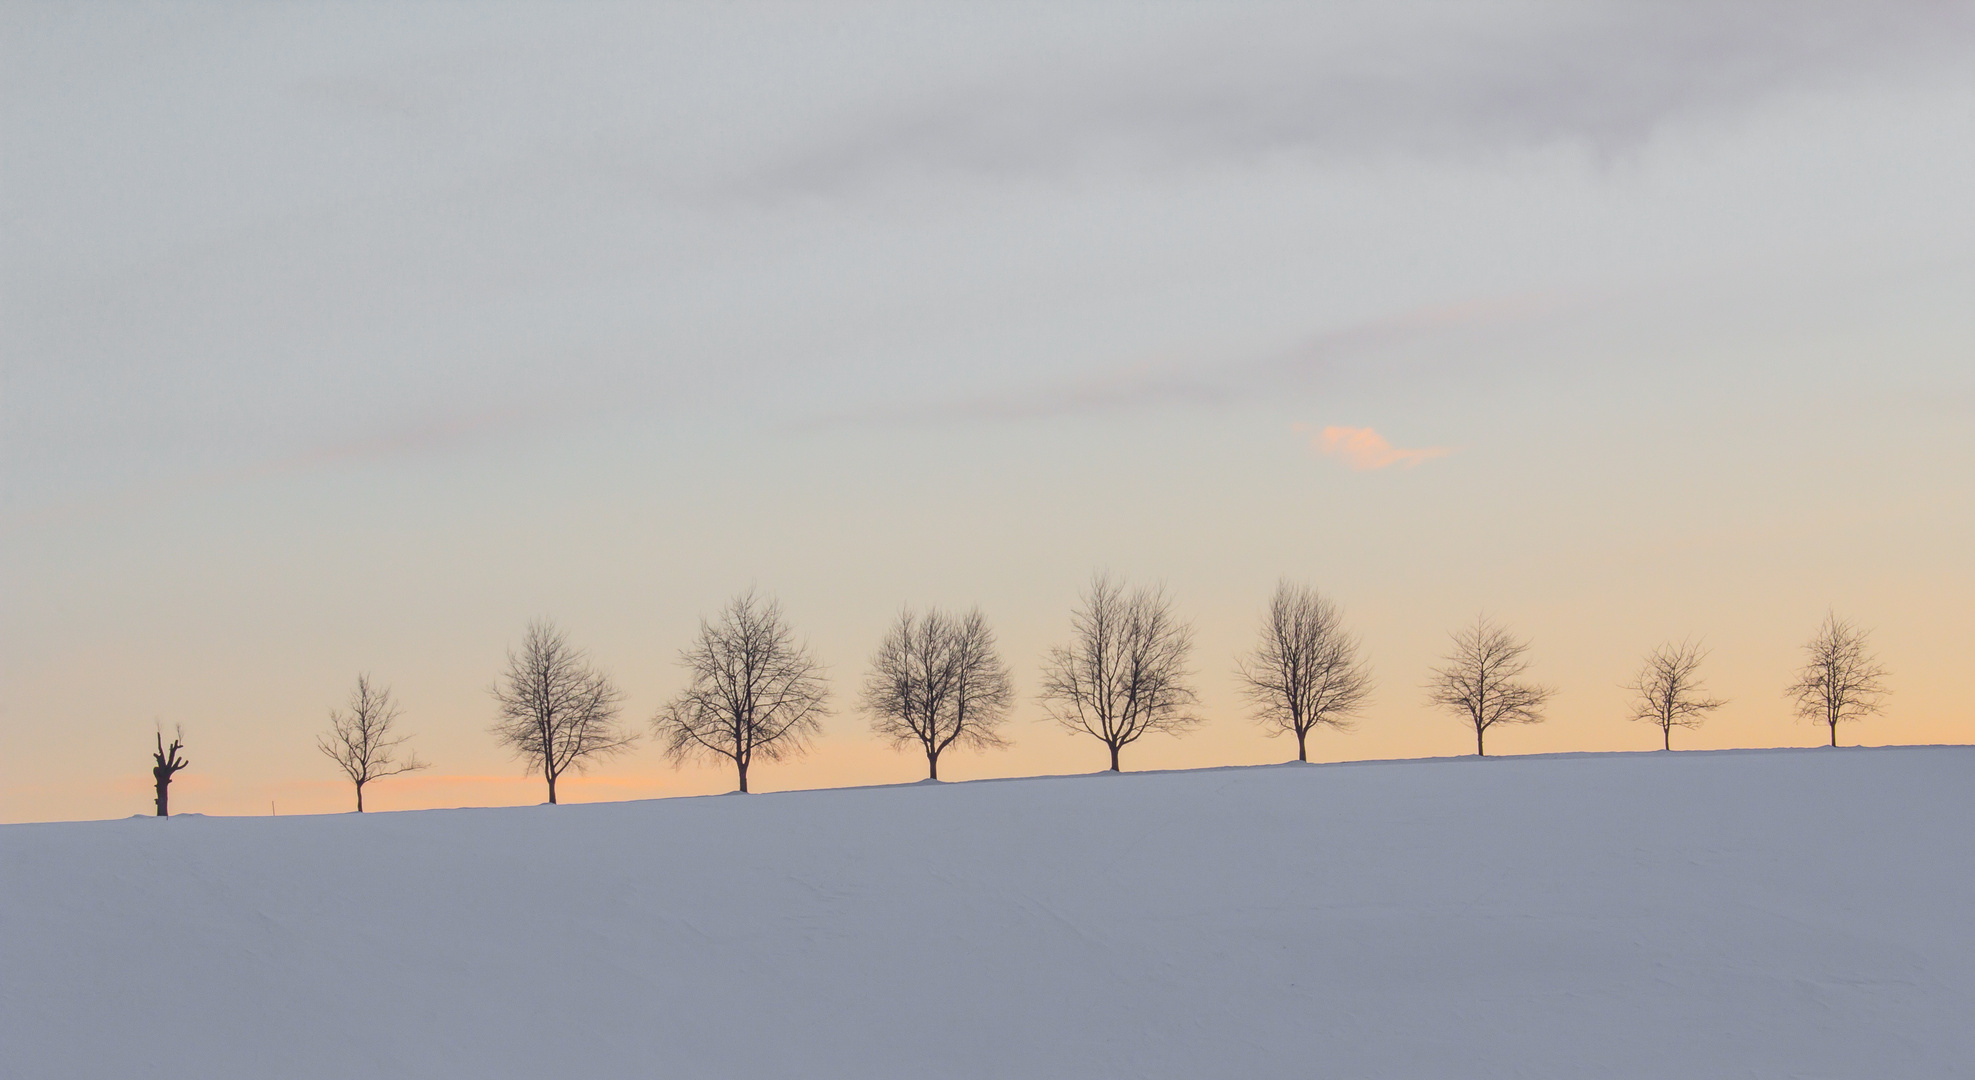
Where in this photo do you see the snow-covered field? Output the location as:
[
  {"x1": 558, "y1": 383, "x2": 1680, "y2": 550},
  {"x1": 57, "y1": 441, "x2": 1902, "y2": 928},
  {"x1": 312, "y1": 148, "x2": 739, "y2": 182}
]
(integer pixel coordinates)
[{"x1": 4, "y1": 746, "x2": 1970, "y2": 1079}]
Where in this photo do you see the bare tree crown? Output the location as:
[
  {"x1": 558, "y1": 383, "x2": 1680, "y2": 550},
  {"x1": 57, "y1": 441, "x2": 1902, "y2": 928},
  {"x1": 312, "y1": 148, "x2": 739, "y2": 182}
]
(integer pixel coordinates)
[
  {"x1": 1039, "y1": 573, "x2": 1200, "y2": 771},
  {"x1": 655, "y1": 589, "x2": 831, "y2": 793},
  {"x1": 319, "y1": 674, "x2": 429, "y2": 811},
  {"x1": 1425, "y1": 614, "x2": 1554, "y2": 757},
  {"x1": 1624, "y1": 640, "x2": 1725, "y2": 750},
  {"x1": 1235, "y1": 580, "x2": 1373, "y2": 762},
  {"x1": 1785, "y1": 611, "x2": 1889, "y2": 747},
  {"x1": 861, "y1": 606, "x2": 1014, "y2": 780},
  {"x1": 490, "y1": 619, "x2": 635, "y2": 804}
]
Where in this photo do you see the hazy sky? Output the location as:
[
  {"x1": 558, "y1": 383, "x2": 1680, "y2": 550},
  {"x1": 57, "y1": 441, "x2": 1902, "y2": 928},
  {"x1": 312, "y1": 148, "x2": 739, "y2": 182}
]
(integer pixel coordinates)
[{"x1": 5, "y1": 2, "x2": 1972, "y2": 822}]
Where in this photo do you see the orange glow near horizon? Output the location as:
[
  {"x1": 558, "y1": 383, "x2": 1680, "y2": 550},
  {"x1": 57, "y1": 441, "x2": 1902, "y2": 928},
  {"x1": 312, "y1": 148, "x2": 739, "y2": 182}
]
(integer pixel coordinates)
[{"x1": 31, "y1": 685, "x2": 1969, "y2": 823}]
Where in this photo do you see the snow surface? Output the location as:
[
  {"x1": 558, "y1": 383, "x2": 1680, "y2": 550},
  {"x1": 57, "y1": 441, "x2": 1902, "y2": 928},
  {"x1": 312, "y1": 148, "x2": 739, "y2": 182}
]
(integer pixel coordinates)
[{"x1": 4, "y1": 747, "x2": 1971, "y2": 1079}]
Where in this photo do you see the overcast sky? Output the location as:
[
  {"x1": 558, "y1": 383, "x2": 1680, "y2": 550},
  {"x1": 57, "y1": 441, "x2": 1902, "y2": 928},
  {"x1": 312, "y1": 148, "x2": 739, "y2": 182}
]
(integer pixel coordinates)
[{"x1": 5, "y1": 2, "x2": 1972, "y2": 821}]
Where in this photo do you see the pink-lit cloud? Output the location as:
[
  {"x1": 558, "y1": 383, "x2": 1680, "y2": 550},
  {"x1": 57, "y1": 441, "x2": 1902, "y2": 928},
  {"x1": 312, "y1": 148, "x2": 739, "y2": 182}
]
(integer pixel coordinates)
[{"x1": 1308, "y1": 425, "x2": 1453, "y2": 470}]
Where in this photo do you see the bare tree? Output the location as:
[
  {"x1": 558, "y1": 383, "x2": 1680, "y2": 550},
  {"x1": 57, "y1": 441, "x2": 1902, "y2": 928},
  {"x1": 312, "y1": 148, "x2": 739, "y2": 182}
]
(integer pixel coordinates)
[
  {"x1": 151, "y1": 726, "x2": 188, "y2": 817},
  {"x1": 1624, "y1": 639, "x2": 1726, "y2": 750},
  {"x1": 1425, "y1": 614, "x2": 1554, "y2": 757},
  {"x1": 1235, "y1": 580, "x2": 1373, "y2": 762},
  {"x1": 318, "y1": 674, "x2": 429, "y2": 812},
  {"x1": 1785, "y1": 611, "x2": 1889, "y2": 747},
  {"x1": 656, "y1": 589, "x2": 831, "y2": 793},
  {"x1": 490, "y1": 619, "x2": 636, "y2": 804},
  {"x1": 861, "y1": 606, "x2": 1014, "y2": 780},
  {"x1": 1039, "y1": 573, "x2": 1200, "y2": 772}
]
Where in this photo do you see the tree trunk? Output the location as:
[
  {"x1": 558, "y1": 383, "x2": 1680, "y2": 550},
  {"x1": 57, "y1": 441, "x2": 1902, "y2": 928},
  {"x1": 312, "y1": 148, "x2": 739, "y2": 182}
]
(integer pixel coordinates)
[
  {"x1": 1663, "y1": 726, "x2": 1671, "y2": 751},
  {"x1": 154, "y1": 771, "x2": 169, "y2": 817},
  {"x1": 1829, "y1": 720, "x2": 1838, "y2": 747},
  {"x1": 1296, "y1": 729, "x2": 1308, "y2": 763},
  {"x1": 1475, "y1": 725, "x2": 1486, "y2": 757},
  {"x1": 546, "y1": 772, "x2": 558, "y2": 805},
  {"x1": 356, "y1": 782, "x2": 365, "y2": 813},
  {"x1": 927, "y1": 751, "x2": 939, "y2": 781},
  {"x1": 737, "y1": 759, "x2": 749, "y2": 794},
  {"x1": 1108, "y1": 743, "x2": 1120, "y2": 772}
]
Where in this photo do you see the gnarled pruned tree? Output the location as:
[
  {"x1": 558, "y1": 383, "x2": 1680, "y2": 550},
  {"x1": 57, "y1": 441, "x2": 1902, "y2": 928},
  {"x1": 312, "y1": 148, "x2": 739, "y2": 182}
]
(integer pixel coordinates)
[
  {"x1": 1236, "y1": 580, "x2": 1373, "y2": 762},
  {"x1": 1426, "y1": 614, "x2": 1554, "y2": 757},
  {"x1": 656, "y1": 589, "x2": 831, "y2": 793},
  {"x1": 1625, "y1": 639, "x2": 1725, "y2": 750},
  {"x1": 318, "y1": 674, "x2": 429, "y2": 811},
  {"x1": 1039, "y1": 573, "x2": 1199, "y2": 772},
  {"x1": 861, "y1": 606, "x2": 1014, "y2": 780},
  {"x1": 152, "y1": 726, "x2": 188, "y2": 817},
  {"x1": 1785, "y1": 611, "x2": 1889, "y2": 747},
  {"x1": 490, "y1": 619, "x2": 636, "y2": 804}
]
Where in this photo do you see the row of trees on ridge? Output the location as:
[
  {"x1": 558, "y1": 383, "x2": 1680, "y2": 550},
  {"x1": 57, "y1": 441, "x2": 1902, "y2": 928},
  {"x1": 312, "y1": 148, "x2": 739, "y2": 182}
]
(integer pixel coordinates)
[{"x1": 142, "y1": 577, "x2": 1898, "y2": 814}]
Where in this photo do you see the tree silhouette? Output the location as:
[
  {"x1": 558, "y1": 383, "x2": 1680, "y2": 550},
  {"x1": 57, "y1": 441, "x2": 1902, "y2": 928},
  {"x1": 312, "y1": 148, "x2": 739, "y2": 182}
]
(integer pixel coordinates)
[
  {"x1": 1785, "y1": 611, "x2": 1889, "y2": 747},
  {"x1": 657, "y1": 589, "x2": 831, "y2": 793},
  {"x1": 1425, "y1": 615, "x2": 1553, "y2": 757},
  {"x1": 152, "y1": 727, "x2": 188, "y2": 817},
  {"x1": 490, "y1": 620, "x2": 636, "y2": 804},
  {"x1": 1235, "y1": 580, "x2": 1372, "y2": 762},
  {"x1": 318, "y1": 674, "x2": 429, "y2": 812},
  {"x1": 1039, "y1": 573, "x2": 1199, "y2": 772},
  {"x1": 862, "y1": 606, "x2": 1014, "y2": 780},
  {"x1": 1624, "y1": 640, "x2": 1725, "y2": 750}
]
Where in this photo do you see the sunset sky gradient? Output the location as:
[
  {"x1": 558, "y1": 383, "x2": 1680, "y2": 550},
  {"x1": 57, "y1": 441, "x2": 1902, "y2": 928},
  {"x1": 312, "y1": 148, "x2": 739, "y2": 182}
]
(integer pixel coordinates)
[{"x1": 4, "y1": 2, "x2": 1972, "y2": 821}]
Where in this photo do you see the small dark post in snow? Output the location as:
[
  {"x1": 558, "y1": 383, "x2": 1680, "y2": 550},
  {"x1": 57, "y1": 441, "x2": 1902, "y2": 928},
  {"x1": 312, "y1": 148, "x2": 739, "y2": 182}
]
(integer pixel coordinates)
[{"x1": 152, "y1": 729, "x2": 188, "y2": 817}]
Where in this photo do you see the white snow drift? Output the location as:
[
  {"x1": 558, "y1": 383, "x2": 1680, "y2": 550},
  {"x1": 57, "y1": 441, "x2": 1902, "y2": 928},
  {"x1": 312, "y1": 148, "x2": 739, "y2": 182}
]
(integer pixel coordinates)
[{"x1": 3, "y1": 746, "x2": 1971, "y2": 1078}]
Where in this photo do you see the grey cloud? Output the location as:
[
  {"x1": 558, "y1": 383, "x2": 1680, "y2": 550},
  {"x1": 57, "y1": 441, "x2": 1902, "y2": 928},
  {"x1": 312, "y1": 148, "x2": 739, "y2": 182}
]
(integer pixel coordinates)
[
  {"x1": 801, "y1": 294, "x2": 1554, "y2": 430},
  {"x1": 735, "y1": 3, "x2": 1975, "y2": 197}
]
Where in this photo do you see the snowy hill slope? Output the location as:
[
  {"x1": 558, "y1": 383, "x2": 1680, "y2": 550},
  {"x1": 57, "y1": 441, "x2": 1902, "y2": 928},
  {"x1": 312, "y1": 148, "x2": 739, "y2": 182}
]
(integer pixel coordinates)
[{"x1": 4, "y1": 747, "x2": 1971, "y2": 1079}]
